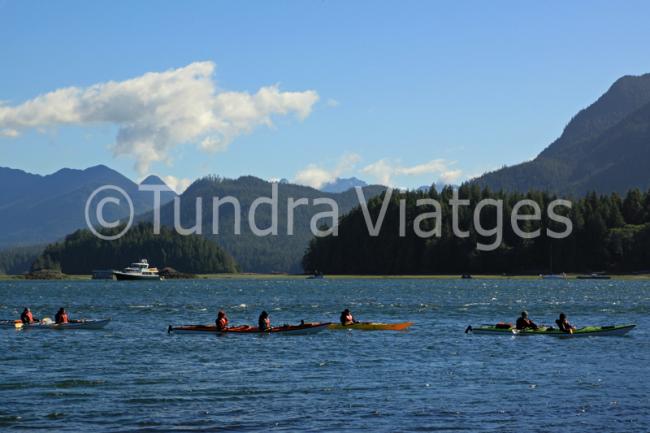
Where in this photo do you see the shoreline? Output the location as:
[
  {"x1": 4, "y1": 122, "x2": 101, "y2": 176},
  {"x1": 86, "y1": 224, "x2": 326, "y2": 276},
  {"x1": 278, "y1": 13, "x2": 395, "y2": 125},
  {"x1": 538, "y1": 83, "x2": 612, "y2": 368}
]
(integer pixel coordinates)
[{"x1": 1, "y1": 273, "x2": 649, "y2": 281}]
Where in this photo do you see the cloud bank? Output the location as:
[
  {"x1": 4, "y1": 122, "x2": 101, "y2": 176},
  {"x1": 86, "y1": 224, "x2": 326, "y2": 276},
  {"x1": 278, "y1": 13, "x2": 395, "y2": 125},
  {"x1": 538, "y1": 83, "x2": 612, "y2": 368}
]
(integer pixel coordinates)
[
  {"x1": 294, "y1": 153, "x2": 361, "y2": 189},
  {"x1": 0, "y1": 61, "x2": 319, "y2": 174},
  {"x1": 361, "y1": 158, "x2": 462, "y2": 186}
]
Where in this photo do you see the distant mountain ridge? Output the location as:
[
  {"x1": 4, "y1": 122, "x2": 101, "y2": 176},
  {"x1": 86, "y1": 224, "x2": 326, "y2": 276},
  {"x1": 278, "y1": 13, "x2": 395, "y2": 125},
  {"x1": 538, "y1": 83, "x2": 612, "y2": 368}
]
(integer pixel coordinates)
[
  {"x1": 475, "y1": 73, "x2": 650, "y2": 194},
  {"x1": 320, "y1": 177, "x2": 368, "y2": 193},
  {"x1": 138, "y1": 175, "x2": 386, "y2": 272},
  {"x1": 0, "y1": 165, "x2": 175, "y2": 247}
]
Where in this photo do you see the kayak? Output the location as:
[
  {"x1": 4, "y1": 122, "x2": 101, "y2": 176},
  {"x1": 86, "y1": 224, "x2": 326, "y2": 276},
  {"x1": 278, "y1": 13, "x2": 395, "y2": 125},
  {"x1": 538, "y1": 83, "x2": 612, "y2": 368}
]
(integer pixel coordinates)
[
  {"x1": 465, "y1": 323, "x2": 635, "y2": 337},
  {"x1": 1, "y1": 318, "x2": 111, "y2": 330},
  {"x1": 0, "y1": 319, "x2": 25, "y2": 329},
  {"x1": 168, "y1": 322, "x2": 330, "y2": 335},
  {"x1": 328, "y1": 321, "x2": 413, "y2": 331}
]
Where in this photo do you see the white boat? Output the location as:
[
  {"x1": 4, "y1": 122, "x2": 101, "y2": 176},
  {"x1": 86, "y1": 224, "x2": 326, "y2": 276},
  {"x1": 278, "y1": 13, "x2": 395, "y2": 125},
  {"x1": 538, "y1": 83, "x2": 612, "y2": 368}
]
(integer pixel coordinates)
[{"x1": 113, "y1": 259, "x2": 162, "y2": 281}]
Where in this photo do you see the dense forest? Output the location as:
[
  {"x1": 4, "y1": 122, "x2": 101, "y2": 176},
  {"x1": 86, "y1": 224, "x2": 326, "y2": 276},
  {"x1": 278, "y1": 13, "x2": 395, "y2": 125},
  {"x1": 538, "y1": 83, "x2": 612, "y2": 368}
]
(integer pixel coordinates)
[
  {"x1": 0, "y1": 245, "x2": 44, "y2": 274},
  {"x1": 302, "y1": 184, "x2": 650, "y2": 275},
  {"x1": 33, "y1": 223, "x2": 238, "y2": 274}
]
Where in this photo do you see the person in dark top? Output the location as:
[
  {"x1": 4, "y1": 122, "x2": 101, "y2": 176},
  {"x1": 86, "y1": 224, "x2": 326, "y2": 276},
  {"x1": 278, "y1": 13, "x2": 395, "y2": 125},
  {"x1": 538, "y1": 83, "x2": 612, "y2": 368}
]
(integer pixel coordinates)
[
  {"x1": 216, "y1": 310, "x2": 228, "y2": 331},
  {"x1": 555, "y1": 313, "x2": 576, "y2": 333},
  {"x1": 515, "y1": 311, "x2": 538, "y2": 330},
  {"x1": 55, "y1": 307, "x2": 69, "y2": 324},
  {"x1": 20, "y1": 307, "x2": 38, "y2": 324},
  {"x1": 258, "y1": 311, "x2": 270, "y2": 332},
  {"x1": 339, "y1": 308, "x2": 356, "y2": 326}
]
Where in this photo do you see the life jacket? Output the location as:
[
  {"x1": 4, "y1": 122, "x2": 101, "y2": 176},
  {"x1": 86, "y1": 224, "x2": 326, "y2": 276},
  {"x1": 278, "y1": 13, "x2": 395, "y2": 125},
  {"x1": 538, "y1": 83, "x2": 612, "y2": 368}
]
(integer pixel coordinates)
[
  {"x1": 259, "y1": 317, "x2": 270, "y2": 331},
  {"x1": 56, "y1": 312, "x2": 69, "y2": 324},
  {"x1": 21, "y1": 311, "x2": 34, "y2": 324},
  {"x1": 216, "y1": 317, "x2": 228, "y2": 330},
  {"x1": 340, "y1": 313, "x2": 353, "y2": 325}
]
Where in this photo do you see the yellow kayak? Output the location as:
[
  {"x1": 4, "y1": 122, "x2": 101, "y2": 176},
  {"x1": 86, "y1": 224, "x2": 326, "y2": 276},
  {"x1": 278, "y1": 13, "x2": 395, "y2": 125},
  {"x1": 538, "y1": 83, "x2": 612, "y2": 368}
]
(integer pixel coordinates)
[{"x1": 328, "y1": 321, "x2": 413, "y2": 331}]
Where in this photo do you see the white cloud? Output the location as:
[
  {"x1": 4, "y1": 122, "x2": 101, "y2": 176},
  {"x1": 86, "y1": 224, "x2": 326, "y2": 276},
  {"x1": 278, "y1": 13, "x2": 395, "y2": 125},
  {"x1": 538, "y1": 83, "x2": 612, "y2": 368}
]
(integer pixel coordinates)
[
  {"x1": 326, "y1": 98, "x2": 340, "y2": 108},
  {"x1": 162, "y1": 175, "x2": 192, "y2": 194},
  {"x1": 0, "y1": 128, "x2": 18, "y2": 137},
  {"x1": 0, "y1": 61, "x2": 319, "y2": 174},
  {"x1": 361, "y1": 158, "x2": 462, "y2": 186},
  {"x1": 294, "y1": 152, "x2": 361, "y2": 189}
]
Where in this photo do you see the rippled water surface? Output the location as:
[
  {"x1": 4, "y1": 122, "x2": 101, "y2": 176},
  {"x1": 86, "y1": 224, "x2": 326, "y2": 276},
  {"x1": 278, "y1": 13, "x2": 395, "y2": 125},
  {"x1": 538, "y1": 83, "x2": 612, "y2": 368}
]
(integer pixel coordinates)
[{"x1": 1, "y1": 278, "x2": 649, "y2": 432}]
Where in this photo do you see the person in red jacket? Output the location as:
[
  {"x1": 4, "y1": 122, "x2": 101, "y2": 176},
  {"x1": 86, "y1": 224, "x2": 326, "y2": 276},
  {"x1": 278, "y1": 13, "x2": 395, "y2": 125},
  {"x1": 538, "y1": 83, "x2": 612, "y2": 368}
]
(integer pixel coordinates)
[
  {"x1": 216, "y1": 310, "x2": 228, "y2": 331},
  {"x1": 55, "y1": 308, "x2": 69, "y2": 324},
  {"x1": 515, "y1": 311, "x2": 538, "y2": 330},
  {"x1": 20, "y1": 307, "x2": 38, "y2": 324},
  {"x1": 555, "y1": 313, "x2": 576, "y2": 333}
]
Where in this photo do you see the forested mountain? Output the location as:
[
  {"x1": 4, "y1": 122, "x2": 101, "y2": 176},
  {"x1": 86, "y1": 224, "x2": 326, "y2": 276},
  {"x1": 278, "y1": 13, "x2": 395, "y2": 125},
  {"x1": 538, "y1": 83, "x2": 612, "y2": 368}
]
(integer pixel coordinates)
[
  {"x1": 33, "y1": 223, "x2": 238, "y2": 274},
  {"x1": 0, "y1": 245, "x2": 44, "y2": 274},
  {"x1": 475, "y1": 74, "x2": 650, "y2": 194},
  {"x1": 0, "y1": 165, "x2": 175, "y2": 247},
  {"x1": 138, "y1": 176, "x2": 385, "y2": 272},
  {"x1": 303, "y1": 185, "x2": 650, "y2": 275}
]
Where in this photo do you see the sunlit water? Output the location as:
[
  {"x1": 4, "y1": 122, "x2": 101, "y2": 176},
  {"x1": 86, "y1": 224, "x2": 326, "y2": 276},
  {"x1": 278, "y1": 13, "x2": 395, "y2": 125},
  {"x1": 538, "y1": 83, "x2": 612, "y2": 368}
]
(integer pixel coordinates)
[{"x1": 1, "y1": 278, "x2": 649, "y2": 432}]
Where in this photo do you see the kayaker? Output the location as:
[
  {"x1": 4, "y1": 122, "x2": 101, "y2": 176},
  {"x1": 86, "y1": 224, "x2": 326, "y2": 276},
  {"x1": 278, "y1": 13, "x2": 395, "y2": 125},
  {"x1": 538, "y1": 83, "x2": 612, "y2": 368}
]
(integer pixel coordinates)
[
  {"x1": 339, "y1": 308, "x2": 357, "y2": 326},
  {"x1": 515, "y1": 311, "x2": 538, "y2": 330},
  {"x1": 20, "y1": 307, "x2": 38, "y2": 324},
  {"x1": 258, "y1": 311, "x2": 271, "y2": 332},
  {"x1": 555, "y1": 313, "x2": 576, "y2": 333},
  {"x1": 55, "y1": 308, "x2": 69, "y2": 324},
  {"x1": 216, "y1": 310, "x2": 228, "y2": 331}
]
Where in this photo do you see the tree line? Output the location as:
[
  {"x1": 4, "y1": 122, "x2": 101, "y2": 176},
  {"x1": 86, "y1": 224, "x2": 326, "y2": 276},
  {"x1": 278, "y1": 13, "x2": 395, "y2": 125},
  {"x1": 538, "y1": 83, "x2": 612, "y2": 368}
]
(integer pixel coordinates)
[
  {"x1": 302, "y1": 185, "x2": 650, "y2": 275},
  {"x1": 32, "y1": 223, "x2": 239, "y2": 274}
]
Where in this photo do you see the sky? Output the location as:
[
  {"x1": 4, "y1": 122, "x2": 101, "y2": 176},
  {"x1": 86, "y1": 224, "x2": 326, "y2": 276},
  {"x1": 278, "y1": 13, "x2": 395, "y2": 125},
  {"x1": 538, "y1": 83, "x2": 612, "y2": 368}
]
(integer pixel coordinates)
[{"x1": 2, "y1": 1, "x2": 650, "y2": 192}]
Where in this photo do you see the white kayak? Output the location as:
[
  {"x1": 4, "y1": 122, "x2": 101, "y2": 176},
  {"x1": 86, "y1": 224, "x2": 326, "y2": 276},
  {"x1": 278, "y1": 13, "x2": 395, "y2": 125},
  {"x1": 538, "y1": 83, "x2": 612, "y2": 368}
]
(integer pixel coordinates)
[{"x1": 1, "y1": 318, "x2": 111, "y2": 330}]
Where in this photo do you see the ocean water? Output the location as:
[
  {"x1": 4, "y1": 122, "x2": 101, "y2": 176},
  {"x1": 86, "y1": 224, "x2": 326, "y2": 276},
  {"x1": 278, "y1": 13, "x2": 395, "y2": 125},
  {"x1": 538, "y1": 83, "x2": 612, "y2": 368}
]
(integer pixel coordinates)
[{"x1": 0, "y1": 278, "x2": 649, "y2": 432}]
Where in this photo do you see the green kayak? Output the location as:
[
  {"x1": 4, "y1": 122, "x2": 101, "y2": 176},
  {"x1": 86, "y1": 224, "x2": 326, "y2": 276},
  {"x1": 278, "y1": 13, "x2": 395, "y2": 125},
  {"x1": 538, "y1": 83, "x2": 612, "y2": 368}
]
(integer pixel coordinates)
[{"x1": 466, "y1": 323, "x2": 635, "y2": 337}]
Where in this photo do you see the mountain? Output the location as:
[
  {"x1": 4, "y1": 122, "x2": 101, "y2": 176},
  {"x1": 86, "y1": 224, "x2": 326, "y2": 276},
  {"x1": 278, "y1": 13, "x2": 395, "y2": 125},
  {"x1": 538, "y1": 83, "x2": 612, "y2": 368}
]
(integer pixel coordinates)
[
  {"x1": 137, "y1": 176, "x2": 385, "y2": 272},
  {"x1": 416, "y1": 182, "x2": 454, "y2": 193},
  {"x1": 321, "y1": 177, "x2": 368, "y2": 193},
  {"x1": 0, "y1": 165, "x2": 175, "y2": 248},
  {"x1": 475, "y1": 73, "x2": 650, "y2": 195}
]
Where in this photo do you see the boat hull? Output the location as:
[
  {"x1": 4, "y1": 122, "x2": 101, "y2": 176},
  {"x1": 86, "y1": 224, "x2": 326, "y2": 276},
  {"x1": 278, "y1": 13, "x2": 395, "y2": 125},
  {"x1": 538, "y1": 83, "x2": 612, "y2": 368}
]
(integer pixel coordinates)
[
  {"x1": 113, "y1": 271, "x2": 161, "y2": 281},
  {"x1": 467, "y1": 324, "x2": 635, "y2": 337},
  {"x1": 328, "y1": 321, "x2": 413, "y2": 331},
  {"x1": 2, "y1": 319, "x2": 111, "y2": 330},
  {"x1": 168, "y1": 322, "x2": 330, "y2": 335}
]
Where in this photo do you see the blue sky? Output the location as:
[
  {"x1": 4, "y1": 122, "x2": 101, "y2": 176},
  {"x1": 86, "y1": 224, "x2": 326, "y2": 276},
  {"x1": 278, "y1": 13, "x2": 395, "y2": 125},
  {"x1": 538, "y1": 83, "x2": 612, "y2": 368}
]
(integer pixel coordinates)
[{"x1": 2, "y1": 1, "x2": 650, "y2": 191}]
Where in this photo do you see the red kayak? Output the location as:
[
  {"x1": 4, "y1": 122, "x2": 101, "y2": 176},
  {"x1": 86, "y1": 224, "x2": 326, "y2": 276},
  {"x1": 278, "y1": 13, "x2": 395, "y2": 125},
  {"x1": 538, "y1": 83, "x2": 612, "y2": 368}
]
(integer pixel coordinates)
[{"x1": 168, "y1": 322, "x2": 330, "y2": 335}]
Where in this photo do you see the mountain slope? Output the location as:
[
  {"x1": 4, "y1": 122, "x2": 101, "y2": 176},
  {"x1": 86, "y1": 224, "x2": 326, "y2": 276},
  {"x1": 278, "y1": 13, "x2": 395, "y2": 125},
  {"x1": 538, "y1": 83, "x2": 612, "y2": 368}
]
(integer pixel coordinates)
[
  {"x1": 0, "y1": 165, "x2": 175, "y2": 247},
  {"x1": 138, "y1": 176, "x2": 385, "y2": 272},
  {"x1": 475, "y1": 73, "x2": 650, "y2": 194}
]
